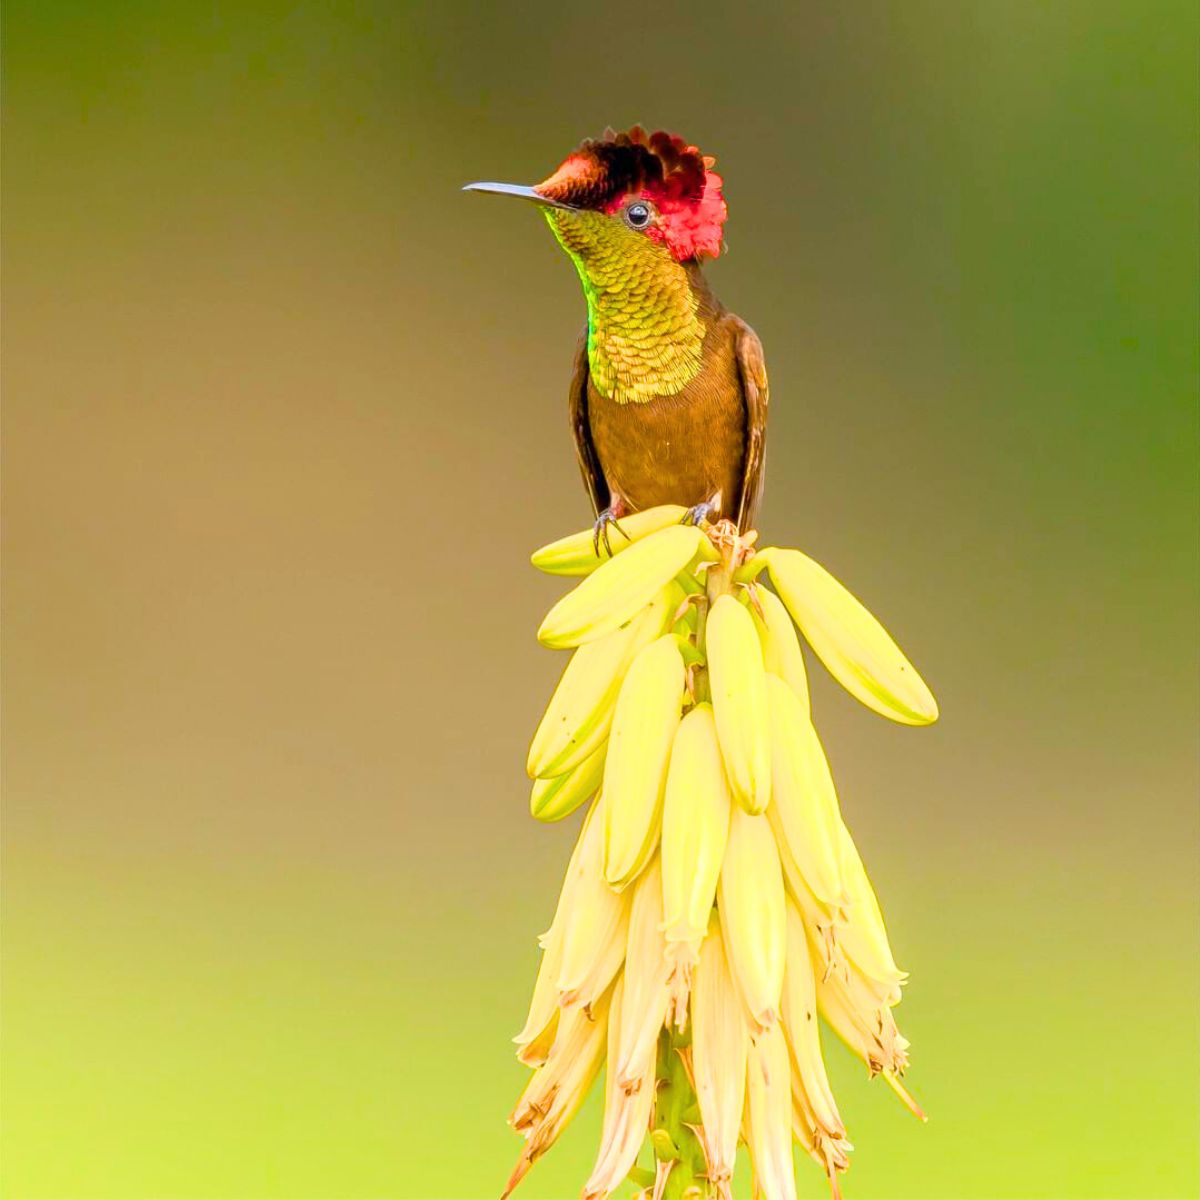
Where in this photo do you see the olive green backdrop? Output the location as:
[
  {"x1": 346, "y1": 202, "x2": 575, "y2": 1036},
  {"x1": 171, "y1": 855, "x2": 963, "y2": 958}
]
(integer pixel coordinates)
[{"x1": 3, "y1": 2, "x2": 1197, "y2": 1198}]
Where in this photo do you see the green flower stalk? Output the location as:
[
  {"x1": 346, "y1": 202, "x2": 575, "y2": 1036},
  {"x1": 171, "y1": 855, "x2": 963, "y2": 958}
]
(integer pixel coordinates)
[{"x1": 505, "y1": 511, "x2": 933, "y2": 1200}]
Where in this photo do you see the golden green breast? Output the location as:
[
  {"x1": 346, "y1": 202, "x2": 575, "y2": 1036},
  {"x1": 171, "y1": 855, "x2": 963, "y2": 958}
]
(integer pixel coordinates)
[{"x1": 543, "y1": 208, "x2": 707, "y2": 405}]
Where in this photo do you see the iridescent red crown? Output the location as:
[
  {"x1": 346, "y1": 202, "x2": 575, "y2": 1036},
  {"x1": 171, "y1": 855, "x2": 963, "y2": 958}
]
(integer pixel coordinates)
[{"x1": 534, "y1": 126, "x2": 728, "y2": 262}]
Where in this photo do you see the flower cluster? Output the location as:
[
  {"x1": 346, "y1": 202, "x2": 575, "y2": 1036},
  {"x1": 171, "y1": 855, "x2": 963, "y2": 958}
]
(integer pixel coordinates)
[{"x1": 506, "y1": 509, "x2": 934, "y2": 1199}]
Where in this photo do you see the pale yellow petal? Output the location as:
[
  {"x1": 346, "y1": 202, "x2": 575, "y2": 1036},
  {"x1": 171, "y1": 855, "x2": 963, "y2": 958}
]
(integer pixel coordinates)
[
  {"x1": 531, "y1": 505, "x2": 688, "y2": 575},
  {"x1": 691, "y1": 914, "x2": 748, "y2": 1189},
  {"x1": 765, "y1": 547, "x2": 938, "y2": 726},
  {"x1": 718, "y1": 807, "x2": 786, "y2": 1030},
  {"x1": 602, "y1": 636, "x2": 684, "y2": 889},
  {"x1": 745, "y1": 1021, "x2": 798, "y2": 1200},
  {"x1": 538, "y1": 525, "x2": 709, "y2": 649}
]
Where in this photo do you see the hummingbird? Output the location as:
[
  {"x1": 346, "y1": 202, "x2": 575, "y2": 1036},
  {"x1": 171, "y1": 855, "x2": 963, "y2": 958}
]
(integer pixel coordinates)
[{"x1": 466, "y1": 126, "x2": 768, "y2": 549}]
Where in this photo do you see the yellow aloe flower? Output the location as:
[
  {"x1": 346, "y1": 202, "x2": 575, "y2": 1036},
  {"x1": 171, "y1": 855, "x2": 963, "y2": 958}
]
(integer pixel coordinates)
[
  {"x1": 602, "y1": 634, "x2": 686, "y2": 889},
  {"x1": 529, "y1": 741, "x2": 606, "y2": 822},
  {"x1": 707, "y1": 594, "x2": 772, "y2": 814},
  {"x1": 527, "y1": 583, "x2": 677, "y2": 778},
  {"x1": 781, "y1": 900, "x2": 852, "y2": 1189},
  {"x1": 532, "y1": 503, "x2": 688, "y2": 575},
  {"x1": 553, "y1": 794, "x2": 630, "y2": 1009},
  {"x1": 718, "y1": 805, "x2": 787, "y2": 1031},
  {"x1": 583, "y1": 976, "x2": 658, "y2": 1200},
  {"x1": 765, "y1": 675, "x2": 846, "y2": 910},
  {"x1": 537, "y1": 524, "x2": 713, "y2": 649},
  {"x1": 506, "y1": 518, "x2": 935, "y2": 1197},
  {"x1": 760, "y1": 546, "x2": 938, "y2": 726},
  {"x1": 745, "y1": 1022, "x2": 798, "y2": 1200},
  {"x1": 613, "y1": 855, "x2": 673, "y2": 1089},
  {"x1": 691, "y1": 913, "x2": 748, "y2": 1195},
  {"x1": 503, "y1": 983, "x2": 612, "y2": 1198},
  {"x1": 661, "y1": 703, "x2": 733, "y2": 1022},
  {"x1": 748, "y1": 585, "x2": 811, "y2": 716}
]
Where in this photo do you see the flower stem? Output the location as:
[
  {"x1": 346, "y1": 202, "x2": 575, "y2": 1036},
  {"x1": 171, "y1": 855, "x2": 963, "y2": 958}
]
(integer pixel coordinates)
[{"x1": 650, "y1": 1026, "x2": 714, "y2": 1199}]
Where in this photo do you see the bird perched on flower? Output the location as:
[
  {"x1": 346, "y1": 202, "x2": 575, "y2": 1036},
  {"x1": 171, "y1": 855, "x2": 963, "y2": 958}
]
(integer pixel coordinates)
[
  {"x1": 466, "y1": 126, "x2": 767, "y2": 547},
  {"x1": 465, "y1": 129, "x2": 938, "y2": 1200}
]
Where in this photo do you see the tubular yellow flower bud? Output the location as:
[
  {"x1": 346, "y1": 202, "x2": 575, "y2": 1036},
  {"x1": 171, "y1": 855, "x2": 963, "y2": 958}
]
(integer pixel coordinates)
[
  {"x1": 515, "y1": 799, "x2": 599, "y2": 1054},
  {"x1": 781, "y1": 866, "x2": 845, "y2": 987},
  {"x1": 707, "y1": 594, "x2": 772, "y2": 814},
  {"x1": 816, "y1": 954, "x2": 910, "y2": 1079},
  {"x1": 555, "y1": 795, "x2": 631, "y2": 1008},
  {"x1": 791, "y1": 1077, "x2": 852, "y2": 1195},
  {"x1": 537, "y1": 524, "x2": 711, "y2": 649},
  {"x1": 832, "y1": 817, "x2": 907, "y2": 994},
  {"x1": 718, "y1": 807, "x2": 786, "y2": 1030},
  {"x1": 530, "y1": 741, "x2": 606, "y2": 822},
  {"x1": 691, "y1": 914, "x2": 748, "y2": 1192},
  {"x1": 504, "y1": 986, "x2": 612, "y2": 1198},
  {"x1": 765, "y1": 675, "x2": 846, "y2": 909},
  {"x1": 531, "y1": 504, "x2": 688, "y2": 575},
  {"x1": 614, "y1": 856, "x2": 672, "y2": 1090},
  {"x1": 745, "y1": 1021, "x2": 798, "y2": 1200},
  {"x1": 527, "y1": 584, "x2": 676, "y2": 779},
  {"x1": 602, "y1": 635, "x2": 685, "y2": 890},
  {"x1": 780, "y1": 901, "x2": 846, "y2": 1143},
  {"x1": 584, "y1": 976, "x2": 658, "y2": 1200},
  {"x1": 763, "y1": 547, "x2": 938, "y2": 726},
  {"x1": 514, "y1": 945, "x2": 562, "y2": 1068},
  {"x1": 792, "y1": 872, "x2": 914, "y2": 1087},
  {"x1": 749, "y1": 585, "x2": 811, "y2": 716},
  {"x1": 510, "y1": 994, "x2": 605, "y2": 1132},
  {"x1": 661, "y1": 703, "x2": 732, "y2": 1013},
  {"x1": 603, "y1": 975, "x2": 624, "y2": 1113}
]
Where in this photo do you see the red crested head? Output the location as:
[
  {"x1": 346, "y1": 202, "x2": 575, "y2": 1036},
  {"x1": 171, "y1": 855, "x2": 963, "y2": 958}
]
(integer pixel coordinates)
[{"x1": 533, "y1": 126, "x2": 728, "y2": 262}]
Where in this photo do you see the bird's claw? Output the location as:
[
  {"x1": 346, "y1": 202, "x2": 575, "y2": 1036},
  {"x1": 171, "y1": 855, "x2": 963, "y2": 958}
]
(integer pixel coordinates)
[
  {"x1": 681, "y1": 501, "x2": 717, "y2": 528},
  {"x1": 592, "y1": 508, "x2": 630, "y2": 558}
]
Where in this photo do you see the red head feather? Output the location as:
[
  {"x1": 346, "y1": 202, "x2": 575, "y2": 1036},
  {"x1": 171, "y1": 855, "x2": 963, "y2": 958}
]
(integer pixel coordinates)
[{"x1": 534, "y1": 126, "x2": 728, "y2": 262}]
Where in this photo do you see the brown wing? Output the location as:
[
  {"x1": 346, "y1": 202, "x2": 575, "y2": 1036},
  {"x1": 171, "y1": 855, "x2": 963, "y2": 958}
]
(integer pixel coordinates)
[
  {"x1": 731, "y1": 317, "x2": 769, "y2": 531},
  {"x1": 568, "y1": 327, "x2": 608, "y2": 518}
]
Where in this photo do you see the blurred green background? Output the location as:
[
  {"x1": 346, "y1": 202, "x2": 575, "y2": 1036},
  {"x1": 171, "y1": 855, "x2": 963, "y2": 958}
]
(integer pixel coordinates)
[{"x1": 3, "y1": 2, "x2": 1197, "y2": 1198}]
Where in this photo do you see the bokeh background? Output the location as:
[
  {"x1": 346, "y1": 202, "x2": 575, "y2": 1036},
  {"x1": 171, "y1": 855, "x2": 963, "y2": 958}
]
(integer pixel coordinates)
[{"x1": 4, "y1": 2, "x2": 1197, "y2": 1198}]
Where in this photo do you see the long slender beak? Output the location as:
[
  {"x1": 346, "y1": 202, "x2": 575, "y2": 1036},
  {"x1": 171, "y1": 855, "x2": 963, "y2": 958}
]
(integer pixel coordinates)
[{"x1": 462, "y1": 181, "x2": 572, "y2": 209}]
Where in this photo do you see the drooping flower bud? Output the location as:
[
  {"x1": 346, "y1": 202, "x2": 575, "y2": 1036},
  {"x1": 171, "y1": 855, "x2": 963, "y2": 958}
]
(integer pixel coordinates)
[
  {"x1": 707, "y1": 594, "x2": 772, "y2": 814},
  {"x1": 718, "y1": 806, "x2": 786, "y2": 1030},
  {"x1": 583, "y1": 976, "x2": 658, "y2": 1199},
  {"x1": 745, "y1": 1021, "x2": 798, "y2": 1200},
  {"x1": 554, "y1": 795, "x2": 630, "y2": 1009},
  {"x1": 764, "y1": 547, "x2": 938, "y2": 726},
  {"x1": 749, "y1": 585, "x2": 811, "y2": 716},
  {"x1": 613, "y1": 856, "x2": 672, "y2": 1090},
  {"x1": 765, "y1": 675, "x2": 847, "y2": 910},
  {"x1": 504, "y1": 985, "x2": 612, "y2": 1197},
  {"x1": 602, "y1": 635, "x2": 685, "y2": 889},
  {"x1": 780, "y1": 901, "x2": 849, "y2": 1158},
  {"x1": 690, "y1": 914, "x2": 748, "y2": 1193},
  {"x1": 661, "y1": 703, "x2": 732, "y2": 1022}
]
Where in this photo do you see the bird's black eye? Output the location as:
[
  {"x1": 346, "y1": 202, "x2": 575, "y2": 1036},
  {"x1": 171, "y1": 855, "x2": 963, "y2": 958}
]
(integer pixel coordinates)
[{"x1": 626, "y1": 202, "x2": 651, "y2": 229}]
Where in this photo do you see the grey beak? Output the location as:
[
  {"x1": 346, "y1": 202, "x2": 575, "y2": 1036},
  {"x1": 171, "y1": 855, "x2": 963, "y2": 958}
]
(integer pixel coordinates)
[{"x1": 462, "y1": 182, "x2": 572, "y2": 209}]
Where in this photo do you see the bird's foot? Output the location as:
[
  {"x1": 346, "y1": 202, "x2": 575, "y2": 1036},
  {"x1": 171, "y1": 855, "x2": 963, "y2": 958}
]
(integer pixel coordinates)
[
  {"x1": 592, "y1": 506, "x2": 630, "y2": 558},
  {"x1": 681, "y1": 500, "x2": 718, "y2": 528}
]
